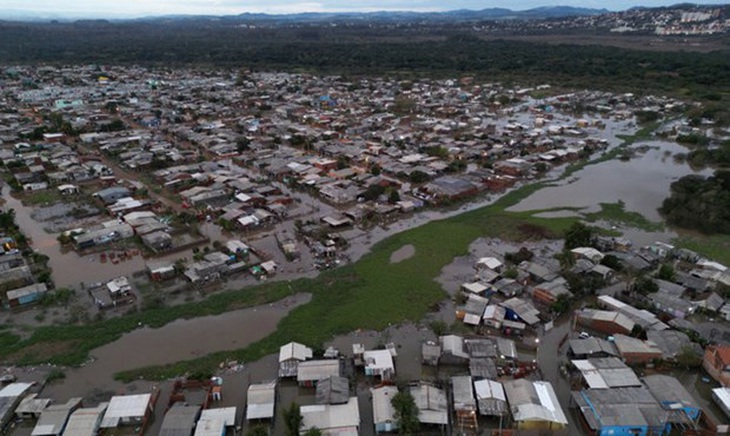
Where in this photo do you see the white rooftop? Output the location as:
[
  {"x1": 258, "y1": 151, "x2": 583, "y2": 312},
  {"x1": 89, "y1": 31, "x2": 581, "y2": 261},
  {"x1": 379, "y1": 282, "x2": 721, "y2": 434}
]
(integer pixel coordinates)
[
  {"x1": 301, "y1": 397, "x2": 360, "y2": 434},
  {"x1": 474, "y1": 379, "x2": 506, "y2": 402},
  {"x1": 371, "y1": 386, "x2": 398, "y2": 425},
  {"x1": 279, "y1": 342, "x2": 313, "y2": 363},
  {"x1": 63, "y1": 404, "x2": 108, "y2": 436},
  {"x1": 364, "y1": 349, "x2": 395, "y2": 372},
  {"x1": 0, "y1": 383, "x2": 33, "y2": 398},
  {"x1": 100, "y1": 394, "x2": 151, "y2": 428},
  {"x1": 194, "y1": 407, "x2": 237, "y2": 436},
  {"x1": 246, "y1": 381, "x2": 276, "y2": 421}
]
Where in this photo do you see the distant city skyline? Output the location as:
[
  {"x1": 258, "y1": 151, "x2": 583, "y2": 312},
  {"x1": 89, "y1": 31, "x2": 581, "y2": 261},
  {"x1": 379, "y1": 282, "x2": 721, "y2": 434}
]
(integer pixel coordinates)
[{"x1": 1, "y1": 0, "x2": 727, "y2": 19}]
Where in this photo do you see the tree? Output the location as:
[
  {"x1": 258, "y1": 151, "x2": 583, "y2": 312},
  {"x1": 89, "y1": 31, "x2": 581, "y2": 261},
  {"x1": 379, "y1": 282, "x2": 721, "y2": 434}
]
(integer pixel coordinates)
[
  {"x1": 504, "y1": 247, "x2": 534, "y2": 264},
  {"x1": 503, "y1": 267, "x2": 518, "y2": 279},
  {"x1": 600, "y1": 254, "x2": 622, "y2": 271},
  {"x1": 656, "y1": 263, "x2": 676, "y2": 282},
  {"x1": 391, "y1": 391, "x2": 420, "y2": 435},
  {"x1": 246, "y1": 426, "x2": 269, "y2": 436},
  {"x1": 430, "y1": 320, "x2": 448, "y2": 336},
  {"x1": 0, "y1": 209, "x2": 17, "y2": 229},
  {"x1": 555, "y1": 249, "x2": 576, "y2": 269},
  {"x1": 361, "y1": 184, "x2": 385, "y2": 202},
  {"x1": 409, "y1": 170, "x2": 429, "y2": 184},
  {"x1": 303, "y1": 429, "x2": 322, "y2": 436},
  {"x1": 388, "y1": 189, "x2": 401, "y2": 204},
  {"x1": 633, "y1": 277, "x2": 658, "y2": 295},
  {"x1": 564, "y1": 222, "x2": 593, "y2": 250},
  {"x1": 675, "y1": 346, "x2": 701, "y2": 368},
  {"x1": 631, "y1": 324, "x2": 647, "y2": 340},
  {"x1": 551, "y1": 293, "x2": 572, "y2": 315},
  {"x1": 283, "y1": 402, "x2": 303, "y2": 436},
  {"x1": 370, "y1": 163, "x2": 381, "y2": 176}
]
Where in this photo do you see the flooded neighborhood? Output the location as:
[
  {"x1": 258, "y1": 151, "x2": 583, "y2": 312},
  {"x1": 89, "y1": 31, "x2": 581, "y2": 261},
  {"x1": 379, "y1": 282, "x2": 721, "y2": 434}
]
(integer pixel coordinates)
[{"x1": 1, "y1": 63, "x2": 730, "y2": 436}]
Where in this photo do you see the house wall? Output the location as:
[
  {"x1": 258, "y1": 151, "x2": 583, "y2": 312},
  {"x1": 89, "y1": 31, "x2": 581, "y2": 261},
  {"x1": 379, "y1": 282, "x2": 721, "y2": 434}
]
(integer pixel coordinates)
[
  {"x1": 576, "y1": 318, "x2": 632, "y2": 336},
  {"x1": 532, "y1": 288, "x2": 557, "y2": 305},
  {"x1": 8, "y1": 291, "x2": 44, "y2": 308},
  {"x1": 703, "y1": 348, "x2": 730, "y2": 387},
  {"x1": 516, "y1": 419, "x2": 566, "y2": 431},
  {"x1": 598, "y1": 425, "x2": 648, "y2": 436},
  {"x1": 620, "y1": 351, "x2": 662, "y2": 366},
  {"x1": 375, "y1": 421, "x2": 397, "y2": 433}
]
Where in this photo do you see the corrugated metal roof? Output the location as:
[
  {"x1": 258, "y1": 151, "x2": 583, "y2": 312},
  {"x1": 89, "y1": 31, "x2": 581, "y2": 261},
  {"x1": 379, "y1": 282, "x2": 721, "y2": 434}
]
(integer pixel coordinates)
[
  {"x1": 246, "y1": 381, "x2": 276, "y2": 420},
  {"x1": 371, "y1": 386, "x2": 397, "y2": 425},
  {"x1": 100, "y1": 394, "x2": 151, "y2": 428},
  {"x1": 474, "y1": 379, "x2": 506, "y2": 402},
  {"x1": 193, "y1": 408, "x2": 237, "y2": 436},
  {"x1": 301, "y1": 397, "x2": 360, "y2": 433},
  {"x1": 452, "y1": 376, "x2": 476, "y2": 410},
  {"x1": 504, "y1": 380, "x2": 567, "y2": 425}
]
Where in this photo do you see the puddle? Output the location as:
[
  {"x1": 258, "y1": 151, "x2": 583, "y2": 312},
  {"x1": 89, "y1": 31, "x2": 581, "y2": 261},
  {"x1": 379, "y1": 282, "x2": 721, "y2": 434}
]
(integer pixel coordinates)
[{"x1": 389, "y1": 244, "x2": 415, "y2": 264}]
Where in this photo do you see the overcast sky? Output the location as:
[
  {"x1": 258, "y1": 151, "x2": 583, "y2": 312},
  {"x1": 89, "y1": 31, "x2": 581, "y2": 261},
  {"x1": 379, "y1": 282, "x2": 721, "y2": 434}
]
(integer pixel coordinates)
[{"x1": 3, "y1": 0, "x2": 728, "y2": 18}]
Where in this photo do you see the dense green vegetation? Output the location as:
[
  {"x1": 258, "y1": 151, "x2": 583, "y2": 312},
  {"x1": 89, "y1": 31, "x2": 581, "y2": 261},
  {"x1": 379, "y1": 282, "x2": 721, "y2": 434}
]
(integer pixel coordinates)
[
  {"x1": 683, "y1": 140, "x2": 730, "y2": 169},
  {"x1": 1, "y1": 21, "x2": 729, "y2": 102},
  {"x1": 660, "y1": 171, "x2": 730, "y2": 234}
]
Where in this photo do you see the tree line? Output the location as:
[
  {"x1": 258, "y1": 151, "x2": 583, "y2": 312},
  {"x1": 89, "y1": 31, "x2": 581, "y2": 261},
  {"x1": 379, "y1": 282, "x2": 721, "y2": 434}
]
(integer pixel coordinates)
[{"x1": 0, "y1": 21, "x2": 729, "y2": 98}]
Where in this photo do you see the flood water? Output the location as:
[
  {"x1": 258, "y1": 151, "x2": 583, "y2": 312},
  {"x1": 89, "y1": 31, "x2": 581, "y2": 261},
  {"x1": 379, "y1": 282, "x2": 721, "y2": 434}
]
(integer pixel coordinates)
[
  {"x1": 41, "y1": 293, "x2": 311, "y2": 401},
  {"x1": 1, "y1": 184, "x2": 145, "y2": 289},
  {"x1": 509, "y1": 141, "x2": 713, "y2": 221}
]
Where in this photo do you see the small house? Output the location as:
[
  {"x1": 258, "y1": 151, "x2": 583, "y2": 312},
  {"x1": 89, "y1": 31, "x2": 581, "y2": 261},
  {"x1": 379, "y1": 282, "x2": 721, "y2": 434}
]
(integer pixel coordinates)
[
  {"x1": 300, "y1": 397, "x2": 360, "y2": 435},
  {"x1": 246, "y1": 381, "x2": 276, "y2": 422},
  {"x1": 503, "y1": 379, "x2": 567, "y2": 430},
  {"x1": 63, "y1": 403, "x2": 108, "y2": 436},
  {"x1": 297, "y1": 360, "x2": 341, "y2": 388},
  {"x1": 474, "y1": 379, "x2": 508, "y2": 417},
  {"x1": 159, "y1": 404, "x2": 200, "y2": 436},
  {"x1": 100, "y1": 394, "x2": 153, "y2": 429},
  {"x1": 371, "y1": 386, "x2": 398, "y2": 433},
  {"x1": 278, "y1": 342, "x2": 313, "y2": 378},
  {"x1": 31, "y1": 397, "x2": 82, "y2": 436},
  {"x1": 409, "y1": 382, "x2": 448, "y2": 427},
  {"x1": 363, "y1": 350, "x2": 395, "y2": 381}
]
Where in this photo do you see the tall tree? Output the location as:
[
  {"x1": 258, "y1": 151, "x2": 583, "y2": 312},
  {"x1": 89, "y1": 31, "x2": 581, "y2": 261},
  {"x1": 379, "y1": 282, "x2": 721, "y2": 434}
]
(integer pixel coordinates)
[
  {"x1": 564, "y1": 222, "x2": 593, "y2": 250},
  {"x1": 283, "y1": 402, "x2": 303, "y2": 436},
  {"x1": 391, "y1": 390, "x2": 420, "y2": 435}
]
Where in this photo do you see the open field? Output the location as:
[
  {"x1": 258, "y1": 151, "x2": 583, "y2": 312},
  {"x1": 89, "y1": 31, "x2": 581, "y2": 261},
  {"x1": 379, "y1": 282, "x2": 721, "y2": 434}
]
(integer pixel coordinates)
[{"x1": 487, "y1": 34, "x2": 730, "y2": 53}]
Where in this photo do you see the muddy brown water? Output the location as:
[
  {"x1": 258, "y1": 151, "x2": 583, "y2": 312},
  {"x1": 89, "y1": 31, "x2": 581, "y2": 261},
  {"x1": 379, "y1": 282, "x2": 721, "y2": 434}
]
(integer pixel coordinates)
[
  {"x1": 40, "y1": 293, "x2": 311, "y2": 402},
  {"x1": 508, "y1": 141, "x2": 713, "y2": 221},
  {"x1": 1, "y1": 184, "x2": 145, "y2": 288}
]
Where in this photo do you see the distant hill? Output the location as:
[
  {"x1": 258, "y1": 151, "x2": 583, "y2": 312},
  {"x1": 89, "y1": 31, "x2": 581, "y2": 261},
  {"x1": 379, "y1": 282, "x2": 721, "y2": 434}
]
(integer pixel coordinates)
[{"x1": 0, "y1": 5, "x2": 610, "y2": 23}]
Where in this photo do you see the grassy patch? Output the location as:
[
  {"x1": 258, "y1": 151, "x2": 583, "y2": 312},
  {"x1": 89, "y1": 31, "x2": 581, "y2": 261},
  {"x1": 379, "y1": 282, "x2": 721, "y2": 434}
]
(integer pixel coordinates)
[
  {"x1": 19, "y1": 190, "x2": 62, "y2": 206},
  {"x1": 584, "y1": 202, "x2": 664, "y2": 232},
  {"x1": 0, "y1": 328, "x2": 21, "y2": 349},
  {"x1": 674, "y1": 234, "x2": 730, "y2": 266},
  {"x1": 616, "y1": 121, "x2": 660, "y2": 146}
]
